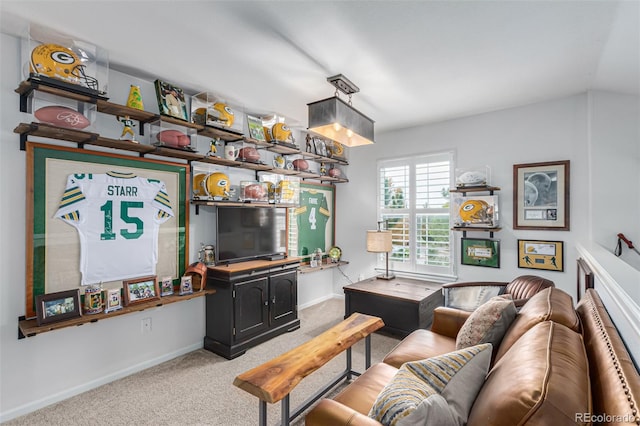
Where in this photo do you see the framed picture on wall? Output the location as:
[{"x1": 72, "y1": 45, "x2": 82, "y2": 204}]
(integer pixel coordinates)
[
  {"x1": 25, "y1": 142, "x2": 188, "y2": 319},
  {"x1": 517, "y1": 239, "x2": 564, "y2": 272},
  {"x1": 513, "y1": 160, "x2": 570, "y2": 230},
  {"x1": 461, "y1": 238, "x2": 500, "y2": 268},
  {"x1": 35, "y1": 289, "x2": 81, "y2": 326},
  {"x1": 288, "y1": 182, "x2": 335, "y2": 263},
  {"x1": 123, "y1": 276, "x2": 160, "y2": 306}
]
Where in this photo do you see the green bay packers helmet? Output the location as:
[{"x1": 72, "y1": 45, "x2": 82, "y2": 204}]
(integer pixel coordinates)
[
  {"x1": 459, "y1": 199, "x2": 490, "y2": 223},
  {"x1": 205, "y1": 172, "x2": 230, "y2": 198},
  {"x1": 271, "y1": 123, "x2": 293, "y2": 143},
  {"x1": 30, "y1": 43, "x2": 99, "y2": 90},
  {"x1": 213, "y1": 103, "x2": 234, "y2": 127}
]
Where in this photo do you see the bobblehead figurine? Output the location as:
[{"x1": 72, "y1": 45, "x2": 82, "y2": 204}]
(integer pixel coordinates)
[{"x1": 117, "y1": 115, "x2": 137, "y2": 143}]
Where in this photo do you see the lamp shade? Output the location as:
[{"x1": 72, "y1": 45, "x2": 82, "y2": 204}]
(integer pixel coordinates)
[
  {"x1": 308, "y1": 96, "x2": 374, "y2": 147},
  {"x1": 366, "y1": 230, "x2": 393, "y2": 253}
]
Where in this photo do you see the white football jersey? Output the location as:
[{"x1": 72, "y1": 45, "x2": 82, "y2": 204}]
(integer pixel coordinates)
[{"x1": 55, "y1": 171, "x2": 174, "y2": 285}]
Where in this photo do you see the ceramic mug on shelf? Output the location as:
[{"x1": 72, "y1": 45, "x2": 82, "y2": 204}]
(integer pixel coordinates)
[{"x1": 224, "y1": 145, "x2": 239, "y2": 160}]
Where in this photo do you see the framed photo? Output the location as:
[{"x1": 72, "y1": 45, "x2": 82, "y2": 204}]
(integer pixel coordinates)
[
  {"x1": 36, "y1": 289, "x2": 81, "y2": 326},
  {"x1": 160, "y1": 276, "x2": 174, "y2": 297},
  {"x1": 517, "y1": 239, "x2": 564, "y2": 272},
  {"x1": 25, "y1": 143, "x2": 188, "y2": 319},
  {"x1": 313, "y1": 138, "x2": 327, "y2": 156},
  {"x1": 288, "y1": 182, "x2": 335, "y2": 263},
  {"x1": 246, "y1": 115, "x2": 266, "y2": 141},
  {"x1": 154, "y1": 80, "x2": 189, "y2": 121},
  {"x1": 123, "y1": 276, "x2": 160, "y2": 306},
  {"x1": 461, "y1": 238, "x2": 500, "y2": 268},
  {"x1": 179, "y1": 276, "x2": 193, "y2": 295},
  {"x1": 104, "y1": 288, "x2": 123, "y2": 313},
  {"x1": 513, "y1": 160, "x2": 570, "y2": 230}
]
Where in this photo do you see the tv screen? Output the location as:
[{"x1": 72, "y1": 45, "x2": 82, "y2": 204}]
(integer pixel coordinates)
[{"x1": 216, "y1": 206, "x2": 286, "y2": 264}]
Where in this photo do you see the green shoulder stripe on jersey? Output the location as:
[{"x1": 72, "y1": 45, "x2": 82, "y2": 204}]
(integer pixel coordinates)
[
  {"x1": 147, "y1": 178, "x2": 161, "y2": 183},
  {"x1": 107, "y1": 171, "x2": 137, "y2": 179},
  {"x1": 60, "y1": 210, "x2": 80, "y2": 221},
  {"x1": 154, "y1": 191, "x2": 172, "y2": 209},
  {"x1": 59, "y1": 187, "x2": 85, "y2": 208}
]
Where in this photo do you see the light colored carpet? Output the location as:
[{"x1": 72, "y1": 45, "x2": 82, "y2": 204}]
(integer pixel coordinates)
[{"x1": 6, "y1": 298, "x2": 400, "y2": 425}]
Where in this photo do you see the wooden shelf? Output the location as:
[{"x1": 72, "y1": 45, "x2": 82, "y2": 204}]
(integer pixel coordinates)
[
  {"x1": 299, "y1": 151, "x2": 348, "y2": 165},
  {"x1": 298, "y1": 260, "x2": 348, "y2": 274},
  {"x1": 197, "y1": 124, "x2": 245, "y2": 141},
  {"x1": 192, "y1": 200, "x2": 296, "y2": 208},
  {"x1": 18, "y1": 289, "x2": 216, "y2": 338},
  {"x1": 152, "y1": 146, "x2": 205, "y2": 161},
  {"x1": 450, "y1": 185, "x2": 500, "y2": 193},
  {"x1": 452, "y1": 226, "x2": 502, "y2": 232},
  {"x1": 96, "y1": 100, "x2": 157, "y2": 123}
]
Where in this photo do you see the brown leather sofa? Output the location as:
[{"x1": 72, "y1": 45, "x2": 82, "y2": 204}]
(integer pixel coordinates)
[
  {"x1": 442, "y1": 274, "x2": 555, "y2": 309},
  {"x1": 306, "y1": 288, "x2": 640, "y2": 425}
]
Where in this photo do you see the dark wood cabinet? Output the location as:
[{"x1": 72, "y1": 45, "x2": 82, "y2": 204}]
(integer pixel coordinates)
[{"x1": 204, "y1": 258, "x2": 300, "y2": 359}]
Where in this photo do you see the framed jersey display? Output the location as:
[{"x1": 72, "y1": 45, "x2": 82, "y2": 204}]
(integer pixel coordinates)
[
  {"x1": 288, "y1": 182, "x2": 336, "y2": 263},
  {"x1": 25, "y1": 143, "x2": 189, "y2": 319}
]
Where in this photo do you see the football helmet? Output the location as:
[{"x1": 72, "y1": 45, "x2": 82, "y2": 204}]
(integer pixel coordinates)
[
  {"x1": 205, "y1": 172, "x2": 230, "y2": 199},
  {"x1": 183, "y1": 262, "x2": 207, "y2": 291},
  {"x1": 459, "y1": 199, "x2": 490, "y2": 223},
  {"x1": 277, "y1": 180, "x2": 295, "y2": 202},
  {"x1": 30, "y1": 43, "x2": 99, "y2": 91},
  {"x1": 213, "y1": 102, "x2": 234, "y2": 127},
  {"x1": 271, "y1": 123, "x2": 293, "y2": 143}
]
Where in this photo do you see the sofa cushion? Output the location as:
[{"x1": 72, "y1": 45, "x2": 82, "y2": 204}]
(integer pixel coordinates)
[
  {"x1": 444, "y1": 285, "x2": 503, "y2": 311},
  {"x1": 333, "y1": 362, "x2": 399, "y2": 417},
  {"x1": 369, "y1": 343, "x2": 492, "y2": 426},
  {"x1": 468, "y1": 321, "x2": 591, "y2": 426},
  {"x1": 493, "y1": 286, "x2": 580, "y2": 362},
  {"x1": 456, "y1": 296, "x2": 516, "y2": 350},
  {"x1": 383, "y1": 329, "x2": 456, "y2": 369}
]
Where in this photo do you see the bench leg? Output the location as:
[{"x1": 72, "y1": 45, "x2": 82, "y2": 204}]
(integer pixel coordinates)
[
  {"x1": 365, "y1": 334, "x2": 372, "y2": 369},
  {"x1": 281, "y1": 395, "x2": 290, "y2": 426},
  {"x1": 259, "y1": 400, "x2": 267, "y2": 426},
  {"x1": 346, "y1": 347, "x2": 353, "y2": 380}
]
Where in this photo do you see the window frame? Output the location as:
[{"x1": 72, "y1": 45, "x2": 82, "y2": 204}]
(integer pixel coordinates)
[{"x1": 376, "y1": 151, "x2": 455, "y2": 280}]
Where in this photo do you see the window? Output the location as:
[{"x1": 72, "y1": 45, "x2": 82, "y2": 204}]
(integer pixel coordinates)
[{"x1": 377, "y1": 152, "x2": 453, "y2": 278}]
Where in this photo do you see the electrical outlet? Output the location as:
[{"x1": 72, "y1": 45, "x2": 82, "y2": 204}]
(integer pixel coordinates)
[{"x1": 141, "y1": 317, "x2": 152, "y2": 334}]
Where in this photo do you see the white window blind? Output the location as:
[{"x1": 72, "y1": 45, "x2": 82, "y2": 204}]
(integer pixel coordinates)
[{"x1": 378, "y1": 152, "x2": 453, "y2": 278}]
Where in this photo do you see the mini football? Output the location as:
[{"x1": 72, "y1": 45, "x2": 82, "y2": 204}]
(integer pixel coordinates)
[
  {"x1": 457, "y1": 171, "x2": 486, "y2": 186},
  {"x1": 34, "y1": 106, "x2": 91, "y2": 129},
  {"x1": 238, "y1": 147, "x2": 261, "y2": 162},
  {"x1": 157, "y1": 129, "x2": 190, "y2": 148},
  {"x1": 292, "y1": 159, "x2": 309, "y2": 171}
]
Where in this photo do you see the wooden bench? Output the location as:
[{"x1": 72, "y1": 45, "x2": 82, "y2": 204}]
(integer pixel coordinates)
[{"x1": 233, "y1": 312, "x2": 384, "y2": 425}]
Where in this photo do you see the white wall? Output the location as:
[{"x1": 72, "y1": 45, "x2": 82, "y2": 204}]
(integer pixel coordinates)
[
  {"x1": 336, "y1": 95, "x2": 591, "y2": 298},
  {"x1": 588, "y1": 90, "x2": 640, "y2": 272}
]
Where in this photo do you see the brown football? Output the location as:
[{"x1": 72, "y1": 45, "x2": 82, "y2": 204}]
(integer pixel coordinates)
[
  {"x1": 328, "y1": 168, "x2": 341, "y2": 177},
  {"x1": 292, "y1": 159, "x2": 309, "y2": 171},
  {"x1": 238, "y1": 147, "x2": 261, "y2": 162}
]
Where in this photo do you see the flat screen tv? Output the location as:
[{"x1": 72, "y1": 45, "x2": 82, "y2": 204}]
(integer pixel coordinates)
[{"x1": 215, "y1": 206, "x2": 286, "y2": 264}]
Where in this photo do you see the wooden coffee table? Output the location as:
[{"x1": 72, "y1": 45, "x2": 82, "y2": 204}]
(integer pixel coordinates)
[{"x1": 344, "y1": 277, "x2": 444, "y2": 337}]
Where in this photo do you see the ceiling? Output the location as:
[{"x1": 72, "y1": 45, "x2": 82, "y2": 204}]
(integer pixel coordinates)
[{"x1": 1, "y1": 1, "x2": 638, "y2": 134}]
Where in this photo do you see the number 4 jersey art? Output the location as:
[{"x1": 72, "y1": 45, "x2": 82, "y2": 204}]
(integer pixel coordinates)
[{"x1": 56, "y1": 171, "x2": 174, "y2": 285}]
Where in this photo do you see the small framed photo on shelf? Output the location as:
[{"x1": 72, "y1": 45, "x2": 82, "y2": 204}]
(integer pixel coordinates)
[
  {"x1": 513, "y1": 160, "x2": 570, "y2": 230},
  {"x1": 246, "y1": 115, "x2": 266, "y2": 141},
  {"x1": 160, "y1": 276, "x2": 174, "y2": 297},
  {"x1": 461, "y1": 238, "x2": 500, "y2": 268},
  {"x1": 123, "y1": 276, "x2": 160, "y2": 306},
  {"x1": 104, "y1": 288, "x2": 123, "y2": 313},
  {"x1": 36, "y1": 289, "x2": 81, "y2": 326},
  {"x1": 313, "y1": 137, "x2": 327, "y2": 157},
  {"x1": 180, "y1": 276, "x2": 193, "y2": 295},
  {"x1": 154, "y1": 80, "x2": 189, "y2": 121},
  {"x1": 517, "y1": 239, "x2": 564, "y2": 272}
]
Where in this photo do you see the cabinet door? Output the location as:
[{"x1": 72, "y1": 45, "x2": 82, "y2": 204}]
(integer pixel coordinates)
[
  {"x1": 269, "y1": 270, "x2": 297, "y2": 327},
  {"x1": 234, "y1": 277, "x2": 269, "y2": 341}
]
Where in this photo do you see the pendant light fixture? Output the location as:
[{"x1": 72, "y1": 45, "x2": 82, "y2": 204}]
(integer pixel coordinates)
[{"x1": 307, "y1": 74, "x2": 374, "y2": 147}]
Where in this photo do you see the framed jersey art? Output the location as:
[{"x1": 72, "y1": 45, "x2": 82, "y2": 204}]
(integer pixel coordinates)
[
  {"x1": 25, "y1": 143, "x2": 189, "y2": 318},
  {"x1": 287, "y1": 182, "x2": 335, "y2": 262}
]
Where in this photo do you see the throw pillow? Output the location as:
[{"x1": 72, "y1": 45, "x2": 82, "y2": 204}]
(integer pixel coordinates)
[
  {"x1": 368, "y1": 343, "x2": 492, "y2": 426},
  {"x1": 444, "y1": 285, "x2": 503, "y2": 311},
  {"x1": 456, "y1": 296, "x2": 516, "y2": 350}
]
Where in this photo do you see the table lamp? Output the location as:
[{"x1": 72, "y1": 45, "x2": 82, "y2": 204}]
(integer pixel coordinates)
[{"x1": 366, "y1": 221, "x2": 395, "y2": 280}]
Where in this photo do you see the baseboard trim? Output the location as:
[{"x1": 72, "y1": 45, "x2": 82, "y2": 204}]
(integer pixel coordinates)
[
  {"x1": 0, "y1": 342, "x2": 202, "y2": 423},
  {"x1": 299, "y1": 293, "x2": 343, "y2": 310}
]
